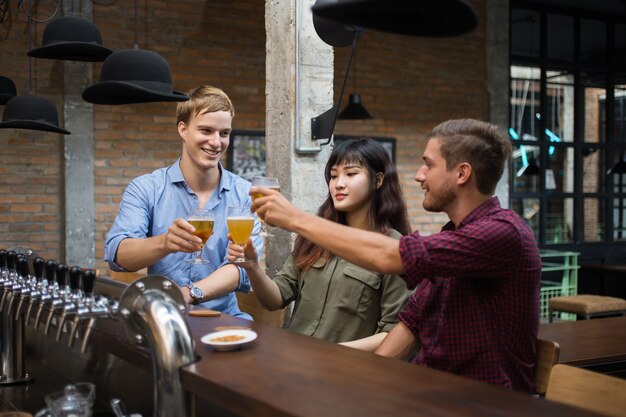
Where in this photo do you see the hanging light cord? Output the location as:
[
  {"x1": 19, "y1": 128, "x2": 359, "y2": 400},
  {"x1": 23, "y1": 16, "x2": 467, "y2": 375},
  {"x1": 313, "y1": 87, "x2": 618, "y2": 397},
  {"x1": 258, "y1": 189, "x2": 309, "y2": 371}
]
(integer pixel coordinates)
[
  {"x1": 0, "y1": 0, "x2": 9, "y2": 25},
  {"x1": 18, "y1": 0, "x2": 61, "y2": 22},
  {"x1": 321, "y1": 30, "x2": 359, "y2": 146},
  {"x1": 134, "y1": 0, "x2": 138, "y2": 49},
  {"x1": 352, "y1": 40, "x2": 358, "y2": 92}
]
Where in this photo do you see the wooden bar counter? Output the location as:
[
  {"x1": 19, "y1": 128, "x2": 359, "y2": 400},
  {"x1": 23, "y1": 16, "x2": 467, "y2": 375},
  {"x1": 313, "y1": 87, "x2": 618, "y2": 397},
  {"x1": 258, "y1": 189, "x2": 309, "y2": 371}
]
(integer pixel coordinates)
[
  {"x1": 177, "y1": 314, "x2": 602, "y2": 417},
  {"x1": 539, "y1": 316, "x2": 626, "y2": 367}
]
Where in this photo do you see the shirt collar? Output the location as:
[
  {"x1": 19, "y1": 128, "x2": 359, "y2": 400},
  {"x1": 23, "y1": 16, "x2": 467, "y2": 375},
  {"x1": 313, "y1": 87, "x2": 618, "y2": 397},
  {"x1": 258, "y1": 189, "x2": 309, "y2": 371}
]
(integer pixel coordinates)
[
  {"x1": 167, "y1": 158, "x2": 233, "y2": 193},
  {"x1": 442, "y1": 196, "x2": 501, "y2": 231}
]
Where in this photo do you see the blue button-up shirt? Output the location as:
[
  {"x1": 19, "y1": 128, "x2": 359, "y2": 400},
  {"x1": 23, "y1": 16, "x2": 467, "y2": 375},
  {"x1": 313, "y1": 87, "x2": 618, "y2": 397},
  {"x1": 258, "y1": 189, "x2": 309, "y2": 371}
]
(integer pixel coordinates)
[{"x1": 104, "y1": 159, "x2": 263, "y2": 319}]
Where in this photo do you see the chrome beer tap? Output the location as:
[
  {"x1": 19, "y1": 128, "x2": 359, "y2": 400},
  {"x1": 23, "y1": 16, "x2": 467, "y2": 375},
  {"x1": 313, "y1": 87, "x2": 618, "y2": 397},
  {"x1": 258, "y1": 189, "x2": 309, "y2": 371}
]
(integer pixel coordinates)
[
  {"x1": 1, "y1": 251, "x2": 18, "y2": 314},
  {"x1": 14, "y1": 257, "x2": 35, "y2": 320},
  {"x1": 55, "y1": 266, "x2": 83, "y2": 342},
  {"x1": 34, "y1": 260, "x2": 57, "y2": 329},
  {"x1": 23, "y1": 257, "x2": 46, "y2": 325},
  {"x1": 0, "y1": 250, "x2": 9, "y2": 309},
  {"x1": 0, "y1": 251, "x2": 31, "y2": 385},
  {"x1": 67, "y1": 269, "x2": 98, "y2": 348},
  {"x1": 73, "y1": 269, "x2": 120, "y2": 353},
  {"x1": 56, "y1": 266, "x2": 83, "y2": 342},
  {"x1": 5, "y1": 255, "x2": 27, "y2": 318},
  {"x1": 44, "y1": 264, "x2": 69, "y2": 335}
]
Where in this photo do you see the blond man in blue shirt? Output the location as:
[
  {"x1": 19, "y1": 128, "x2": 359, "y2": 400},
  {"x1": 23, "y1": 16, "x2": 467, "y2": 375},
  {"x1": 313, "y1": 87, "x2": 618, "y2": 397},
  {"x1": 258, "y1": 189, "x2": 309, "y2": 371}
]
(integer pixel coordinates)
[{"x1": 105, "y1": 85, "x2": 262, "y2": 319}]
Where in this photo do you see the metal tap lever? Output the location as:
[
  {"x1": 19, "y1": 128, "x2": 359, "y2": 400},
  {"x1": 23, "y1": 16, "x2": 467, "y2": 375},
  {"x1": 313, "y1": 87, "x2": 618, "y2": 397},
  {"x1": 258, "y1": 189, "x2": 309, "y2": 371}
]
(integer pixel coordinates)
[
  {"x1": 0, "y1": 250, "x2": 8, "y2": 311},
  {"x1": 68, "y1": 269, "x2": 96, "y2": 348},
  {"x1": 6, "y1": 255, "x2": 27, "y2": 318},
  {"x1": 44, "y1": 263, "x2": 68, "y2": 335},
  {"x1": 13, "y1": 257, "x2": 31, "y2": 319},
  {"x1": 24, "y1": 257, "x2": 46, "y2": 324},
  {"x1": 34, "y1": 260, "x2": 57, "y2": 329},
  {"x1": 79, "y1": 296, "x2": 119, "y2": 354},
  {"x1": 56, "y1": 266, "x2": 82, "y2": 341},
  {"x1": 1, "y1": 251, "x2": 18, "y2": 314}
]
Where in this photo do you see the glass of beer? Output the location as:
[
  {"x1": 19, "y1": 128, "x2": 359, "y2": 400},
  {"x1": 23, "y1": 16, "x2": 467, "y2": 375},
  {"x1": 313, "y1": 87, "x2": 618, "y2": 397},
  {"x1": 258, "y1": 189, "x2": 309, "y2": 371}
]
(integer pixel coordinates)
[
  {"x1": 251, "y1": 176, "x2": 280, "y2": 237},
  {"x1": 187, "y1": 208, "x2": 215, "y2": 265},
  {"x1": 227, "y1": 206, "x2": 255, "y2": 264}
]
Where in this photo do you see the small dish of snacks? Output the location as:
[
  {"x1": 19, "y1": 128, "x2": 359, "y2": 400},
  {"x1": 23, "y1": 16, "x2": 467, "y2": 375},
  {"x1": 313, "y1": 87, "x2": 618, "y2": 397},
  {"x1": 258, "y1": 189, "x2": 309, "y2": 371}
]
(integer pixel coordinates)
[{"x1": 200, "y1": 329, "x2": 257, "y2": 351}]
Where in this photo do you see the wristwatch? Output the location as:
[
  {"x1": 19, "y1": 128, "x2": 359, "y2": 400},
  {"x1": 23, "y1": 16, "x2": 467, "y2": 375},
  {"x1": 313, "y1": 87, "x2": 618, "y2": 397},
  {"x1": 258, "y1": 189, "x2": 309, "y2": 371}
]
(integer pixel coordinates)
[{"x1": 187, "y1": 284, "x2": 203, "y2": 305}]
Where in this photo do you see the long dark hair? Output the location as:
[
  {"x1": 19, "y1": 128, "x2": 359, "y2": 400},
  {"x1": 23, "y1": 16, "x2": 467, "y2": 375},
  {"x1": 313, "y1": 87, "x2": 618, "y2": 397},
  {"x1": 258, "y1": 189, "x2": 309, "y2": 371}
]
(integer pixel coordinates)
[{"x1": 292, "y1": 138, "x2": 411, "y2": 270}]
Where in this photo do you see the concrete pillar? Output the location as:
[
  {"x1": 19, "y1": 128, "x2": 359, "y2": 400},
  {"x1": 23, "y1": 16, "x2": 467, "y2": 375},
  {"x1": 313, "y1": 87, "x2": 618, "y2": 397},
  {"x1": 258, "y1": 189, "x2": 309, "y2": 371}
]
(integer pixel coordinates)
[
  {"x1": 487, "y1": 0, "x2": 510, "y2": 207},
  {"x1": 63, "y1": 1, "x2": 96, "y2": 267},
  {"x1": 265, "y1": 0, "x2": 334, "y2": 275}
]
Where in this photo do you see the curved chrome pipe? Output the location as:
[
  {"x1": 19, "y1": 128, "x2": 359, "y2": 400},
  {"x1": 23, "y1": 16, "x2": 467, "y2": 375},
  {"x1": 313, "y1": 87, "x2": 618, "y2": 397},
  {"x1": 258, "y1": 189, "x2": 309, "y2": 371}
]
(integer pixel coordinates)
[{"x1": 118, "y1": 276, "x2": 195, "y2": 417}]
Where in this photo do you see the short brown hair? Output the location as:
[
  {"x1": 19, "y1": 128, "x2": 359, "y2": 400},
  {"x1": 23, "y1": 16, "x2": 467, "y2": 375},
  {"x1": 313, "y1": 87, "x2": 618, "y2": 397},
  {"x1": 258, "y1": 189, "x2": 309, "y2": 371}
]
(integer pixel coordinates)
[
  {"x1": 428, "y1": 119, "x2": 512, "y2": 195},
  {"x1": 176, "y1": 85, "x2": 235, "y2": 125}
]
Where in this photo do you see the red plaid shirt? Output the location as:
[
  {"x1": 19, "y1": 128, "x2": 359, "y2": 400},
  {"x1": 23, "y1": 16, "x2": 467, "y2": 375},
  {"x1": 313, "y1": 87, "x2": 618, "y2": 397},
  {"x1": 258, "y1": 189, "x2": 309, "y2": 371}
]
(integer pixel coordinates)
[{"x1": 398, "y1": 197, "x2": 541, "y2": 392}]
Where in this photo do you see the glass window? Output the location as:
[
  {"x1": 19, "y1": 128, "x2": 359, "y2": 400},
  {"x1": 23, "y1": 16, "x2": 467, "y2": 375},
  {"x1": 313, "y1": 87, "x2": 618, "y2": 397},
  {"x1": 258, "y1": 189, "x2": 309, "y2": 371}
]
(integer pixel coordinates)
[
  {"x1": 511, "y1": 5, "x2": 621, "y2": 245},
  {"x1": 582, "y1": 147, "x2": 604, "y2": 193},
  {"x1": 547, "y1": 14, "x2": 574, "y2": 61},
  {"x1": 512, "y1": 198, "x2": 540, "y2": 241},
  {"x1": 584, "y1": 198, "x2": 604, "y2": 242},
  {"x1": 613, "y1": 196, "x2": 626, "y2": 241},
  {"x1": 513, "y1": 144, "x2": 540, "y2": 193},
  {"x1": 581, "y1": 19, "x2": 606, "y2": 68},
  {"x1": 547, "y1": 198, "x2": 574, "y2": 243},
  {"x1": 511, "y1": 9, "x2": 540, "y2": 58},
  {"x1": 545, "y1": 145, "x2": 574, "y2": 193},
  {"x1": 545, "y1": 70, "x2": 574, "y2": 144},
  {"x1": 510, "y1": 66, "x2": 541, "y2": 141}
]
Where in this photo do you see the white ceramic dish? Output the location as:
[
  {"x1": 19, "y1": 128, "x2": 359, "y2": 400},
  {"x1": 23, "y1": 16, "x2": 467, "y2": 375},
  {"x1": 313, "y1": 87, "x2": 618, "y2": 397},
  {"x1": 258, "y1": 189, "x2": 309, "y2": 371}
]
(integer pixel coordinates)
[{"x1": 200, "y1": 329, "x2": 257, "y2": 351}]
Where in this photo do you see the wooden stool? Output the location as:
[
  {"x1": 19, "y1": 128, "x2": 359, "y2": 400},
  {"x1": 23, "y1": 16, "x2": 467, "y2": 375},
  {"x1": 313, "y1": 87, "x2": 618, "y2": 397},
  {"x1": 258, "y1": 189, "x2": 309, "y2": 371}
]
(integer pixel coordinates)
[{"x1": 548, "y1": 294, "x2": 626, "y2": 323}]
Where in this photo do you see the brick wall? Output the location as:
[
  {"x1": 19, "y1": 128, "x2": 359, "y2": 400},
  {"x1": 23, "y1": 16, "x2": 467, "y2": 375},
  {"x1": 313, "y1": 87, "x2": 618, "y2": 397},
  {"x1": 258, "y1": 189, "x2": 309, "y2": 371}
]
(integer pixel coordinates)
[{"x1": 0, "y1": 0, "x2": 488, "y2": 274}]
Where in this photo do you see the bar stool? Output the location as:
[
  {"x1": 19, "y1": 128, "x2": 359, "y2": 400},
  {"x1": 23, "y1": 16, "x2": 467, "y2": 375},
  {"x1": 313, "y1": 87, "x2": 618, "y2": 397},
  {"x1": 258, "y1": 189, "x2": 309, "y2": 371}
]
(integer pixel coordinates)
[{"x1": 548, "y1": 294, "x2": 626, "y2": 323}]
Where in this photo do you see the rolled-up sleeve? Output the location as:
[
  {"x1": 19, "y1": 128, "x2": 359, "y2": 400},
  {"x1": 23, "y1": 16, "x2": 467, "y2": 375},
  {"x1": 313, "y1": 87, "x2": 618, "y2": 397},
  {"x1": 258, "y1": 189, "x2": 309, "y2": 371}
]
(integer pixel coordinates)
[{"x1": 104, "y1": 178, "x2": 152, "y2": 271}]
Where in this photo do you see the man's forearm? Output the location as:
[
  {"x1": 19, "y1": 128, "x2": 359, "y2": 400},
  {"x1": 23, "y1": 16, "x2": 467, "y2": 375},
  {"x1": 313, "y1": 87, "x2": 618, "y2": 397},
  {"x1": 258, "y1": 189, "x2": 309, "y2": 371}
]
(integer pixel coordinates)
[
  {"x1": 196, "y1": 264, "x2": 240, "y2": 301},
  {"x1": 289, "y1": 212, "x2": 405, "y2": 275},
  {"x1": 375, "y1": 321, "x2": 418, "y2": 360},
  {"x1": 116, "y1": 236, "x2": 169, "y2": 271},
  {"x1": 340, "y1": 332, "x2": 388, "y2": 352}
]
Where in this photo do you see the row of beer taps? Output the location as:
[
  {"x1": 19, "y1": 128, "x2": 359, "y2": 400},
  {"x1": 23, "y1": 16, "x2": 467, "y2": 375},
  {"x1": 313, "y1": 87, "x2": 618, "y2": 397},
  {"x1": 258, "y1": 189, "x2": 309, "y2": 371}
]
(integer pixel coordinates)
[{"x1": 0, "y1": 249, "x2": 119, "y2": 353}]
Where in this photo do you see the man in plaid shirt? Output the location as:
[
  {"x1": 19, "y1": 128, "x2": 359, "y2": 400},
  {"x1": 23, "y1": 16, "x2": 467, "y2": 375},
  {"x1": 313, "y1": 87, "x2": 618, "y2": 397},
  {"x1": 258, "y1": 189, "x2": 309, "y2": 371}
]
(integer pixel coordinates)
[{"x1": 251, "y1": 119, "x2": 541, "y2": 393}]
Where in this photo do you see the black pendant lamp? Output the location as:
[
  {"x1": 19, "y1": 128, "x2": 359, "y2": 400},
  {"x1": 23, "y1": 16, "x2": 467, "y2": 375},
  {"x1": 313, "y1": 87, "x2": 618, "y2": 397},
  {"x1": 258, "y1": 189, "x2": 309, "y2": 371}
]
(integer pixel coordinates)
[
  {"x1": 0, "y1": 95, "x2": 71, "y2": 135},
  {"x1": 0, "y1": 76, "x2": 17, "y2": 105},
  {"x1": 608, "y1": 157, "x2": 626, "y2": 175},
  {"x1": 517, "y1": 159, "x2": 540, "y2": 177},
  {"x1": 339, "y1": 94, "x2": 372, "y2": 120},
  {"x1": 338, "y1": 35, "x2": 372, "y2": 121},
  {"x1": 311, "y1": 0, "x2": 478, "y2": 38},
  {"x1": 27, "y1": 16, "x2": 113, "y2": 62}
]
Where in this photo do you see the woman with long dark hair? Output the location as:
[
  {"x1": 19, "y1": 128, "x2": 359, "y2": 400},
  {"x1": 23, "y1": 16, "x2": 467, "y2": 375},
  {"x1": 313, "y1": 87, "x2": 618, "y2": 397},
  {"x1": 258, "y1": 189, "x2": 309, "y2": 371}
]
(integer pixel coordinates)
[{"x1": 228, "y1": 138, "x2": 412, "y2": 350}]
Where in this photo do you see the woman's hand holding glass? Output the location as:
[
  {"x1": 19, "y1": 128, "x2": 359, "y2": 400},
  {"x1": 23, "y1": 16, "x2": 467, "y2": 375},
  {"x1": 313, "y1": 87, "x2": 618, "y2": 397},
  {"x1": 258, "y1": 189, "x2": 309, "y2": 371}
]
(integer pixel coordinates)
[{"x1": 227, "y1": 206, "x2": 256, "y2": 264}]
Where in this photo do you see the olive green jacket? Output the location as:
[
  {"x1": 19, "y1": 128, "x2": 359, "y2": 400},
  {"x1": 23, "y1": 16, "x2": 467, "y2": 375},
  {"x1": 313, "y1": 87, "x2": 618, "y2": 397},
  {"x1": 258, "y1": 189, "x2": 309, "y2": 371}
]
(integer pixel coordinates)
[{"x1": 273, "y1": 229, "x2": 412, "y2": 343}]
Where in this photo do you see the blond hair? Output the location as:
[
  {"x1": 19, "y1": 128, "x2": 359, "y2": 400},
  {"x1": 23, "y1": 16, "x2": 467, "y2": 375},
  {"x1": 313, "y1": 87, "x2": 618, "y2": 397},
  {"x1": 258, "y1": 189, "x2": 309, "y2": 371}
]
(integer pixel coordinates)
[{"x1": 176, "y1": 85, "x2": 235, "y2": 125}]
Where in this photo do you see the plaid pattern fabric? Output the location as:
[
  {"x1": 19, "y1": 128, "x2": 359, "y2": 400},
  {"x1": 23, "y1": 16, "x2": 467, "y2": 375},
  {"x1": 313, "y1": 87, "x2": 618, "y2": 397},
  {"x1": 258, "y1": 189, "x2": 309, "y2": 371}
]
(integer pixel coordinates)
[{"x1": 398, "y1": 197, "x2": 541, "y2": 393}]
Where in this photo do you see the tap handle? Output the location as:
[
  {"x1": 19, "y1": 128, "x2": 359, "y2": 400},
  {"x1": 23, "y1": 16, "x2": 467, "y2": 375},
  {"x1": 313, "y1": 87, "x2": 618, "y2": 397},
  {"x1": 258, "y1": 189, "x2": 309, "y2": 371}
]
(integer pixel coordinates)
[
  {"x1": 82, "y1": 269, "x2": 96, "y2": 295},
  {"x1": 0, "y1": 249, "x2": 7, "y2": 269},
  {"x1": 17, "y1": 256, "x2": 30, "y2": 278},
  {"x1": 56, "y1": 264, "x2": 68, "y2": 287},
  {"x1": 33, "y1": 257, "x2": 45, "y2": 281},
  {"x1": 69, "y1": 266, "x2": 82, "y2": 291},
  {"x1": 7, "y1": 251, "x2": 17, "y2": 271},
  {"x1": 46, "y1": 260, "x2": 57, "y2": 285}
]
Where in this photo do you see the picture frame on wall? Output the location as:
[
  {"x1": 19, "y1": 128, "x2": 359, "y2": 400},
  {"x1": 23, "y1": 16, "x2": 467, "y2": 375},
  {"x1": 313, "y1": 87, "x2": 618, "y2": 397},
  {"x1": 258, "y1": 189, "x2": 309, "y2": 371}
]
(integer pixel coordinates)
[
  {"x1": 227, "y1": 130, "x2": 266, "y2": 181},
  {"x1": 227, "y1": 132, "x2": 397, "y2": 181}
]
